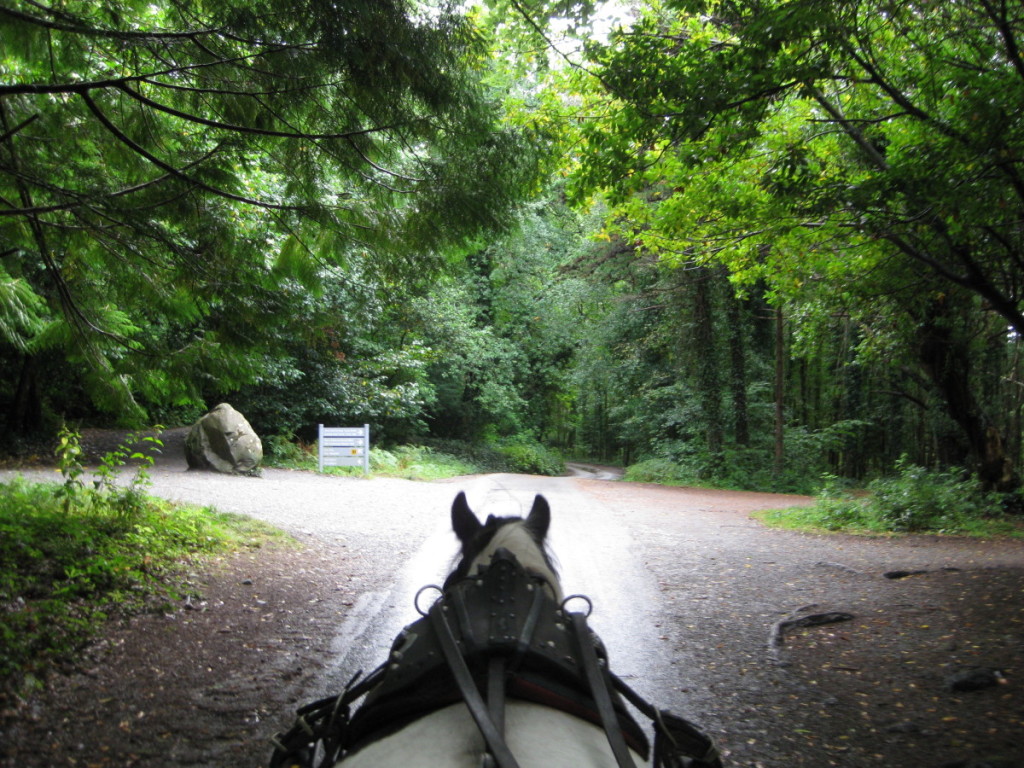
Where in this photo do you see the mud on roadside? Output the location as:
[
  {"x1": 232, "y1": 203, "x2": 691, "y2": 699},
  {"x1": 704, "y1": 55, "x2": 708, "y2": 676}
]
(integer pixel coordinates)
[{"x1": 1, "y1": 537, "x2": 358, "y2": 768}]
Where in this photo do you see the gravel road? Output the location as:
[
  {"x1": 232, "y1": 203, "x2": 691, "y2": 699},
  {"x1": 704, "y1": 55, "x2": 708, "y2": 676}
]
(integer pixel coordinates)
[{"x1": 3, "y1": 438, "x2": 1023, "y2": 768}]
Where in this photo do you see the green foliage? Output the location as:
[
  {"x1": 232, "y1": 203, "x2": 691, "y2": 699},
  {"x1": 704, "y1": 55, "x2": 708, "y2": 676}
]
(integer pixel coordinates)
[
  {"x1": 491, "y1": 437, "x2": 565, "y2": 476},
  {"x1": 759, "y1": 460, "x2": 1019, "y2": 536},
  {"x1": 623, "y1": 458, "x2": 694, "y2": 486},
  {"x1": 421, "y1": 438, "x2": 520, "y2": 473},
  {"x1": 263, "y1": 434, "x2": 314, "y2": 467},
  {"x1": 263, "y1": 432, "x2": 564, "y2": 479},
  {"x1": 90, "y1": 430, "x2": 164, "y2": 524},
  {"x1": 411, "y1": 194, "x2": 593, "y2": 446},
  {"x1": 51, "y1": 426, "x2": 165, "y2": 523},
  {"x1": 621, "y1": 418, "x2": 872, "y2": 493},
  {"x1": 280, "y1": 443, "x2": 481, "y2": 481},
  {"x1": 369, "y1": 445, "x2": 478, "y2": 480},
  {"x1": 6, "y1": 0, "x2": 1023, "y2": 497},
  {"x1": 0, "y1": 476, "x2": 278, "y2": 686},
  {"x1": 0, "y1": 0, "x2": 543, "y2": 436},
  {"x1": 523, "y1": 0, "x2": 1024, "y2": 489},
  {"x1": 53, "y1": 424, "x2": 86, "y2": 514},
  {"x1": 0, "y1": 267, "x2": 44, "y2": 351},
  {"x1": 865, "y1": 459, "x2": 1003, "y2": 533},
  {"x1": 426, "y1": 436, "x2": 565, "y2": 476}
]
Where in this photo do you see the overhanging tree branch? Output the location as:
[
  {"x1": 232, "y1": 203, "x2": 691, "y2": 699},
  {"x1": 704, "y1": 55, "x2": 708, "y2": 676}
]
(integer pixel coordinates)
[
  {"x1": 0, "y1": 146, "x2": 221, "y2": 217},
  {"x1": 805, "y1": 83, "x2": 890, "y2": 171},
  {"x1": 80, "y1": 90, "x2": 315, "y2": 212},
  {"x1": 0, "y1": 1, "x2": 221, "y2": 39},
  {"x1": 0, "y1": 113, "x2": 39, "y2": 145},
  {"x1": 115, "y1": 83, "x2": 400, "y2": 142},
  {"x1": 0, "y1": 42, "x2": 315, "y2": 98}
]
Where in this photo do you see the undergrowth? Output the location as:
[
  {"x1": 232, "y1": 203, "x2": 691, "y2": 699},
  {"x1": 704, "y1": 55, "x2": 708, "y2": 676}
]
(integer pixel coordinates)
[
  {"x1": 756, "y1": 458, "x2": 1024, "y2": 538},
  {"x1": 0, "y1": 427, "x2": 282, "y2": 693},
  {"x1": 623, "y1": 452, "x2": 818, "y2": 494},
  {"x1": 264, "y1": 435, "x2": 565, "y2": 479}
]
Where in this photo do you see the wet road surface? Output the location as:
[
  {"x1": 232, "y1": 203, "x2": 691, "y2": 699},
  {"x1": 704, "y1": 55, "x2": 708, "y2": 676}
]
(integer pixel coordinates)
[{"x1": 312, "y1": 473, "x2": 670, "y2": 705}]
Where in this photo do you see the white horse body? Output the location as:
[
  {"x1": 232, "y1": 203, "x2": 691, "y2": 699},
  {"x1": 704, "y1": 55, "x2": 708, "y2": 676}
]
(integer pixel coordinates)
[
  {"x1": 342, "y1": 702, "x2": 643, "y2": 768},
  {"x1": 340, "y1": 493, "x2": 647, "y2": 767}
]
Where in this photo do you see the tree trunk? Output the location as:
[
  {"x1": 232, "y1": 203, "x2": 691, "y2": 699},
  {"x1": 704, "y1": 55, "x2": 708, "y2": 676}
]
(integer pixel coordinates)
[
  {"x1": 9, "y1": 353, "x2": 42, "y2": 435},
  {"x1": 724, "y1": 283, "x2": 750, "y2": 446},
  {"x1": 917, "y1": 302, "x2": 1017, "y2": 491},
  {"x1": 773, "y1": 306, "x2": 785, "y2": 477},
  {"x1": 692, "y1": 269, "x2": 724, "y2": 461}
]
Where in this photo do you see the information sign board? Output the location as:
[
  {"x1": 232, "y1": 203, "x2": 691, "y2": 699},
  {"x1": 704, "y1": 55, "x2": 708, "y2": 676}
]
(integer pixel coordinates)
[{"x1": 318, "y1": 424, "x2": 370, "y2": 474}]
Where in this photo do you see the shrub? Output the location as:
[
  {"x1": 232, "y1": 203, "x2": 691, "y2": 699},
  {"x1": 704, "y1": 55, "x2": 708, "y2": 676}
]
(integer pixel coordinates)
[
  {"x1": 623, "y1": 450, "x2": 821, "y2": 493},
  {"x1": 624, "y1": 458, "x2": 697, "y2": 485},
  {"x1": 422, "y1": 437, "x2": 565, "y2": 476},
  {"x1": 422, "y1": 439, "x2": 512, "y2": 472},
  {"x1": 760, "y1": 460, "x2": 1013, "y2": 536},
  {"x1": 0, "y1": 475, "x2": 273, "y2": 686},
  {"x1": 493, "y1": 438, "x2": 565, "y2": 476},
  {"x1": 264, "y1": 433, "x2": 314, "y2": 467},
  {"x1": 865, "y1": 458, "x2": 999, "y2": 533},
  {"x1": 266, "y1": 433, "x2": 565, "y2": 478},
  {"x1": 370, "y1": 445, "x2": 478, "y2": 480}
]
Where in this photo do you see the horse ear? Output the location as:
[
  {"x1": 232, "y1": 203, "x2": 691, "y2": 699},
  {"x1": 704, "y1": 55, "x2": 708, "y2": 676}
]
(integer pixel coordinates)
[
  {"x1": 451, "y1": 492, "x2": 481, "y2": 543},
  {"x1": 525, "y1": 495, "x2": 551, "y2": 540}
]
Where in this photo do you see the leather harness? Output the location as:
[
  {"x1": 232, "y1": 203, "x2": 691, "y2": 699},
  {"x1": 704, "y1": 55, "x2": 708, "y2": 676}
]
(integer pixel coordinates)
[{"x1": 270, "y1": 550, "x2": 722, "y2": 768}]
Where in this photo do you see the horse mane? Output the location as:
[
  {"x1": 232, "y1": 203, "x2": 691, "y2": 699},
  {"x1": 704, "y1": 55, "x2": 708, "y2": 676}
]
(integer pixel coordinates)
[{"x1": 444, "y1": 492, "x2": 560, "y2": 598}]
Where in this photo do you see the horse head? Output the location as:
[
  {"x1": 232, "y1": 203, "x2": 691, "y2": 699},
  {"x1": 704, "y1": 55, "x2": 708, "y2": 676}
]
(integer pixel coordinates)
[{"x1": 445, "y1": 491, "x2": 563, "y2": 602}]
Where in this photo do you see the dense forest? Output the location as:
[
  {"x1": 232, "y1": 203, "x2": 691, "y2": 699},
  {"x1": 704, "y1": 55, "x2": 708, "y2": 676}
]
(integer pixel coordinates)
[{"x1": 2, "y1": 0, "x2": 1023, "y2": 495}]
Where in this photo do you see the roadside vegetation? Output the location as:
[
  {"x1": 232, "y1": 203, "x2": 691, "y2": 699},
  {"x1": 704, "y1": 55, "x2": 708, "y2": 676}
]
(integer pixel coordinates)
[
  {"x1": 756, "y1": 459, "x2": 1024, "y2": 539},
  {"x1": 264, "y1": 435, "x2": 565, "y2": 480},
  {"x1": 0, "y1": 431, "x2": 284, "y2": 695}
]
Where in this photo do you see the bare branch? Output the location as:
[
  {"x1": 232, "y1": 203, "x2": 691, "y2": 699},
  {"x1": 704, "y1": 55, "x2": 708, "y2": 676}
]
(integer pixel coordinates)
[{"x1": 0, "y1": 113, "x2": 40, "y2": 145}]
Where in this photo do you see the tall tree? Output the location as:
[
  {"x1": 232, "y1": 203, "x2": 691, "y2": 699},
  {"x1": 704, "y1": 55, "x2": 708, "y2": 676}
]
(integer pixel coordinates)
[
  {"x1": 0, "y1": 0, "x2": 540, "y2": 430},
  {"x1": 535, "y1": 0, "x2": 1024, "y2": 486}
]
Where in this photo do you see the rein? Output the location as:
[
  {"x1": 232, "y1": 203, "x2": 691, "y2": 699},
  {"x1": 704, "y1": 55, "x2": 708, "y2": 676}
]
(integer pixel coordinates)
[{"x1": 270, "y1": 550, "x2": 722, "y2": 768}]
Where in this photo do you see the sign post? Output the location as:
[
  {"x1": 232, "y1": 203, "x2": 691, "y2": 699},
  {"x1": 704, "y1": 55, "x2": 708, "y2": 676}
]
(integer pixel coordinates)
[{"x1": 318, "y1": 424, "x2": 370, "y2": 475}]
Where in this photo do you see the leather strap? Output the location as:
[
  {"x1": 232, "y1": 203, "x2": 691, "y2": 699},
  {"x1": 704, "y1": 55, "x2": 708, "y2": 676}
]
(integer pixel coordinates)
[
  {"x1": 487, "y1": 656, "x2": 507, "y2": 737},
  {"x1": 612, "y1": 676, "x2": 723, "y2": 768},
  {"x1": 429, "y1": 603, "x2": 521, "y2": 768},
  {"x1": 513, "y1": 583, "x2": 545, "y2": 664},
  {"x1": 571, "y1": 611, "x2": 638, "y2": 768}
]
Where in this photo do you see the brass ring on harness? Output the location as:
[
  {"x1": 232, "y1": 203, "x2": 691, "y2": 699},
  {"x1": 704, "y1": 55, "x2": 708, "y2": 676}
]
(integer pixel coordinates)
[
  {"x1": 414, "y1": 584, "x2": 444, "y2": 617},
  {"x1": 560, "y1": 593, "x2": 594, "y2": 617}
]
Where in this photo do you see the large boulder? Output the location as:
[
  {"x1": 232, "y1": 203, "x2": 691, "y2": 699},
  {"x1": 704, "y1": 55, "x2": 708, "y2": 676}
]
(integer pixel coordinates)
[{"x1": 185, "y1": 403, "x2": 263, "y2": 476}]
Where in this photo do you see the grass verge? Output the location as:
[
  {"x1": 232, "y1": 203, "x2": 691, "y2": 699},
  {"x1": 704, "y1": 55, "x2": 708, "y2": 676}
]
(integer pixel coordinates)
[
  {"x1": 755, "y1": 501, "x2": 1024, "y2": 538},
  {"x1": 265, "y1": 437, "x2": 565, "y2": 479},
  {"x1": 0, "y1": 475, "x2": 285, "y2": 694},
  {"x1": 754, "y1": 461, "x2": 1024, "y2": 539}
]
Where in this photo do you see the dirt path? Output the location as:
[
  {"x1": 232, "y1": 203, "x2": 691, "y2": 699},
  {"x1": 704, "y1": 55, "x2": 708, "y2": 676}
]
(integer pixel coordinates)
[
  {"x1": 579, "y1": 479, "x2": 1024, "y2": 768},
  {"x1": 1, "y1": 437, "x2": 1022, "y2": 768}
]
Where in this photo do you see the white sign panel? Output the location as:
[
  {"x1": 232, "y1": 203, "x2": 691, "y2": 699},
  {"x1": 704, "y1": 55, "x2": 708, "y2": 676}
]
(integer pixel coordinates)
[{"x1": 318, "y1": 424, "x2": 370, "y2": 474}]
